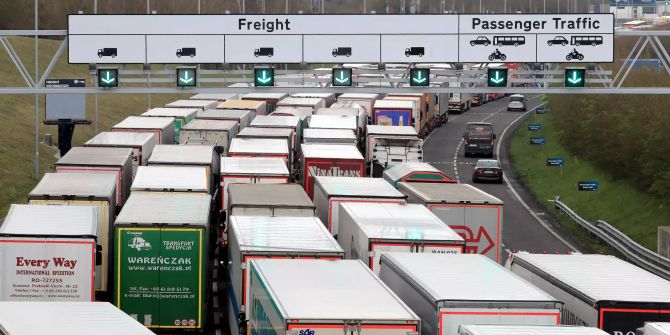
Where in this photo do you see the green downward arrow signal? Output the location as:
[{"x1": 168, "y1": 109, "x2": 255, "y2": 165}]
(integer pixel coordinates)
[
  {"x1": 567, "y1": 71, "x2": 582, "y2": 85},
  {"x1": 257, "y1": 70, "x2": 272, "y2": 84},
  {"x1": 412, "y1": 71, "x2": 427, "y2": 84},
  {"x1": 335, "y1": 71, "x2": 349, "y2": 84},
  {"x1": 490, "y1": 71, "x2": 505, "y2": 84},
  {"x1": 179, "y1": 70, "x2": 194, "y2": 84},
  {"x1": 101, "y1": 71, "x2": 115, "y2": 84}
]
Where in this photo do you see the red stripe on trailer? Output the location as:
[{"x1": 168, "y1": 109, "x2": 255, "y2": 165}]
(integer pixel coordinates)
[
  {"x1": 55, "y1": 167, "x2": 122, "y2": 204},
  {"x1": 439, "y1": 310, "x2": 560, "y2": 333},
  {"x1": 111, "y1": 129, "x2": 162, "y2": 144}
]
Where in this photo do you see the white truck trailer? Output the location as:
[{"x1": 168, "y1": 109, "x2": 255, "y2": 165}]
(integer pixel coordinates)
[
  {"x1": 458, "y1": 325, "x2": 610, "y2": 335},
  {"x1": 247, "y1": 259, "x2": 421, "y2": 335},
  {"x1": 165, "y1": 99, "x2": 219, "y2": 111},
  {"x1": 85, "y1": 131, "x2": 156, "y2": 176},
  {"x1": 219, "y1": 99, "x2": 268, "y2": 116},
  {"x1": 148, "y1": 144, "x2": 219, "y2": 195},
  {"x1": 112, "y1": 116, "x2": 175, "y2": 145},
  {"x1": 379, "y1": 253, "x2": 562, "y2": 335},
  {"x1": 366, "y1": 125, "x2": 423, "y2": 177},
  {"x1": 383, "y1": 162, "x2": 457, "y2": 187},
  {"x1": 141, "y1": 107, "x2": 198, "y2": 143},
  {"x1": 179, "y1": 119, "x2": 239, "y2": 152},
  {"x1": 220, "y1": 157, "x2": 290, "y2": 211},
  {"x1": 338, "y1": 202, "x2": 465, "y2": 274},
  {"x1": 131, "y1": 166, "x2": 209, "y2": 194},
  {"x1": 226, "y1": 183, "x2": 315, "y2": 217},
  {"x1": 302, "y1": 128, "x2": 357, "y2": 146},
  {"x1": 190, "y1": 93, "x2": 238, "y2": 101},
  {"x1": 507, "y1": 253, "x2": 670, "y2": 334},
  {"x1": 643, "y1": 323, "x2": 670, "y2": 335},
  {"x1": 197, "y1": 108, "x2": 255, "y2": 129}
]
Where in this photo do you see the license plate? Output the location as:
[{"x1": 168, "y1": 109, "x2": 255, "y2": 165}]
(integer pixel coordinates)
[
  {"x1": 469, "y1": 144, "x2": 477, "y2": 147},
  {"x1": 484, "y1": 171, "x2": 494, "y2": 174}
]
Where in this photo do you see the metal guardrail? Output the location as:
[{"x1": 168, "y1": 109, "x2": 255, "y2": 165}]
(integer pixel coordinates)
[{"x1": 554, "y1": 196, "x2": 670, "y2": 280}]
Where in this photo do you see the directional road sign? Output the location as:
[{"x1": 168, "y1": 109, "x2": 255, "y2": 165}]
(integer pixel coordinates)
[
  {"x1": 254, "y1": 67, "x2": 274, "y2": 87},
  {"x1": 97, "y1": 68, "x2": 118, "y2": 88},
  {"x1": 45, "y1": 79, "x2": 86, "y2": 88},
  {"x1": 565, "y1": 68, "x2": 586, "y2": 87},
  {"x1": 177, "y1": 67, "x2": 197, "y2": 87},
  {"x1": 409, "y1": 68, "x2": 430, "y2": 87},
  {"x1": 332, "y1": 68, "x2": 352, "y2": 87},
  {"x1": 487, "y1": 68, "x2": 508, "y2": 87}
]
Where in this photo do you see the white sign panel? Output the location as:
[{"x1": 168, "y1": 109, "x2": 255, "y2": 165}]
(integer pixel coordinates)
[
  {"x1": 225, "y1": 35, "x2": 302, "y2": 63},
  {"x1": 304, "y1": 35, "x2": 380, "y2": 63},
  {"x1": 381, "y1": 35, "x2": 458, "y2": 63},
  {"x1": 146, "y1": 35, "x2": 225, "y2": 63},
  {"x1": 68, "y1": 35, "x2": 146, "y2": 64},
  {"x1": 459, "y1": 34, "x2": 538, "y2": 63}
]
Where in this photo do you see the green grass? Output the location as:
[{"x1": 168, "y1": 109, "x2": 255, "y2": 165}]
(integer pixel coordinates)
[
  {"x1": 0, "y1": 37, "x2": 190, "y2": 217},
  {"x1": 510, "y1": 109, "x2": 670, "y2": 252}
]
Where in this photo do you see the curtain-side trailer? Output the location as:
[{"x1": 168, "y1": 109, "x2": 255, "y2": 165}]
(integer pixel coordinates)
[
  {"x1": 303, "y1": 128, "x2": 357, "y2": 146},
  {"x1": 292, "y1": 92, "x2": 337, "y2": 106},
  {"x1": 507, "y1": 253, "x2": 670, "y2": 335},
  {"x1": 379, "y1": 253, "x2": 562, "y2": 335},
  {"x1": 112, "y1": 116, "x2": 175, "y2": 145},
  {"x1": 250, "y1": 115, "x2": 301, "y2": 149},
  {"x1": 373, "y1": 99, "x2": 420, "y2": 133},
  {"x1": 337, "y1": 93, "x2": 379, "y2": 118},
  {"x1": 229, "y1": 138, "x2": 290, "y2": 168}
]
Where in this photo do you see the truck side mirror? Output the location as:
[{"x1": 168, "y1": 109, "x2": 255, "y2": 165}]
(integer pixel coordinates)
[
  {"x1": 493, "y1": 134, "x2": 497, "y2": 140},
  {"x1": 96, "y1": 245, "x2": 102, "y2": 265}
]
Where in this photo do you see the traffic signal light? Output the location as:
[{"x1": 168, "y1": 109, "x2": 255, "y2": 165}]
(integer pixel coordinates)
[
  {"x1": 332, "y1": 68, "x2": 352, "y2": 87},
  {"x1": 409, "y1": 68, "x2": 430, "y2": 87},
  {"x1": 97, "y1": 68, "x2": 118, "y2": 88},
  {"x1": 254, "y1": 67, "x2": 274, "y2": 87},
  {"x1": 564, "y1": 68, "x2": 586, "y2": 87},
  {"x1": 176, "y1": 67, "x2": 197, "y2": 87},
  {"x1": 487, "y1": 68, "x2": 508, "y2": 87}
]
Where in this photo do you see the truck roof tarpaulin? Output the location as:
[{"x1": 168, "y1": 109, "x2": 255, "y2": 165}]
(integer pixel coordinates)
[
  {"x1": 338, "y1": 202, "x2": 465, "y2": 274},
  {"x1": 190, "y1": 93, "x2": 238, "y2": 101},
  {"x1": 179, "y1": 119, "x2": 239, "y2": 151},
  {"x1": 227, "y1": 183, "x2": 315, "y2": 217},
  {"x1": 165, "y1": 99, "x2": 219, "y2": 110},
  {"x1": 55, "y1": 146, "x2": 133, "y2": 207},
  {"x1": 247, "y1": 259, "x2": 420, "y2": 335},
  {"x1": 131, "y1": 166, "x2": 209, "y2": 193},
  {"x1": 218, "y1": 99, "x2": 267, "y2": 116},
  {"x1": 458, "y1": 325, "x2": 610, "y2": 335},
  {"x1": 85, "y1": 132, "x2": 157, "y2": 175},
  {"x1": 112, "y1": 116, "x2": 175, "y2": 144},
  {"x1": 398, "y1": 182, "x2": 503, "y2": 262},
  {"x1": 303, "y1": 128, "x2": 357, "y2": 145},
  {"x1": 28, "y1": 173, "x2": 117, "y2": 293},
  {"x1": 0, "y1": 204, "x2": 98, "y2": 302},
  {"x1": 308, "y1": 115, "x2": 357, "y2": 131},
  {"x1": 197, "y1": 109, "x2": 254, "y2": 129},
  {"x1": 380, "y1": 253, "x2": 562, "y2": 335},
  {"x1": 220, "y1": 157, "x2": 290, "y2": 210},
  {"x1": 507, "y1": 253, "x2": 670, "y2": 333},
  {"x1": 314, "y1": 176, "x2": 406, "y2": 236},
  {"x1": 384, "y1": 162, "x2": 457, "y2": 187},
  {"x1": 0, "y1": 301, "x2": 155, "y2": 335},
  {"x1": 227, "y1": 216, "x2": 344, "y2": 335},
  {"x1": 300, "y1": 144, "x2": 365, "y2": 199}
]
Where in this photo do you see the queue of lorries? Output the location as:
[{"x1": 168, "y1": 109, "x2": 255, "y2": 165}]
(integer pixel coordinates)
[{"x1": 0, "y1": 92, "x2": 669, "y2": 335}]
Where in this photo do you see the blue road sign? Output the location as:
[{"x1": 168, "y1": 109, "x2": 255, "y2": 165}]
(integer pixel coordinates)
[
  {"x1": 528, "y1": 123, "x2": 542, "y2": 131},
  {"x1": 547, "y1": 157, "x2": 565, "y2": 167},
  {"x1": 578, "y1": 180, "x2": 599, "y2": 191},
  {"x1": 530, "y1": 137, "x2": 545, "y2": 145}
]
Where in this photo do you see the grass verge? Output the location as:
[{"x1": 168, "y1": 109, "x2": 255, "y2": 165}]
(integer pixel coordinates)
[{"x1": 510, "y1": 109, "x2": 670, "y2": 252}]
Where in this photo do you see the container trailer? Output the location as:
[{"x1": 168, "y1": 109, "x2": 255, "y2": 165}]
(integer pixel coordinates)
[
  {"x1": 249, "y1": 115, "x2": 301, "y2": 148},
  {"x1": 276, "y1": 97, "x2": 326, "y2": 113},
  {"x1": 383, "y1": 162, "x2": 457, "y2": 188},
  {"x1": 316, "y1": 106, "x2": 367, "y2": 135},
  {"x1": 112, "y1": 116, "x2": 175, "y2": 145},
  {"x1": 236, "y1": 127, "x2": 295, "y2": 168},
  {"x1": 141, "y1": 107, "x2": 198, "y2": 143},
  {"x1": 300, "y1": 144, "x2": 365, "y2": 199},
  {"x1": 308, "y1": 114, "x2": 358, "y2": 133},
  {"x1": 227, "y1": 183, "x2": 315, "y2": 217},
  {"x1": 197, "y1": 108, "x2": 254, "y2": 129},
  {"x1": 179, "y1": 119, "x2": 239, "y2": 152},
  {"x1": 85, "y1": 131, "x2": 156, "y2": 176}
]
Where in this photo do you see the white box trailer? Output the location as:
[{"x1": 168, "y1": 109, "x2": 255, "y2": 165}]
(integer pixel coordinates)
[
  {"x1": 303, "y1": 128, "x2": 357, "y2": 145},
  {"x1": 220, "y1": 157, "x2": 289, "y2": 211},
  {"x1": 241, "y1": 92, "x2": 288, "y2": 114},
  {"x1": 55, "y1": 147, "x2": 133, "y2": 208},
  {"x1": 141, "y1": 107, "x2": 198, "y2": 143},
  {"x1": 292, "y1": 92, "x2": 337, "y2": 106},
  {"x1": 218, "y1": 99, "x2": 267, "y2": 116},
  {"x1": 85, "y1": 132, "x2": 156, "y2": 176},
  {"x1": 338, "y1": 202, "x2": 465, "y2": 274},
  {"x1": 313, "y1": 176, "x2": 406, "y2": 236},
  {"x1": 197, "y1": 108, "x2": 255, "y2": 129},
  {"x1": 643, "y1": 323, "x2": 670, "y2": 335},
  {"x1": 112, "y1": 116, "x2": 175, "y2": 145},
  {"x1": 165, "y1": 99, "x2": 219, "y2": 110},
  {"x1": 131, "y1": 166, "x2": 209, "y2": 193},
  {"x1": 398, "y1": 182, "x2": 504, "y2": 263},
  {"x1": 458, "y1": 325, "x2": 610, "y2": 335},
  {"x1": 379, "y1": 253, "x2": 562, "y2": 335},
  {"x1": 0, "y1": 205, "x2": 98, "y2": 302},
  {"x1": 148, "y1": 144, "x2": 219, "y2": 195},
  {"x1": 227, "y1": 216, "x2": 345, "y2": 335},
  {"x1": 384, "y1": 162, "x2": 457, "y2": 188},
  {"x1": 227, "y1": 183, "x2": 315, "y2": 217},
  {"x1": 229, "y1": 138, "x2": 290, "y2": 167},
  {"x1": 366, "y1": 125, "x2": 423, "y2": 177},
  {"x1": 309, "y1": 114, "x2": 358, "y2": 133},
  {"x1": 277, "y1": 97, "x2": 326, "y2": 113},
  {"x1": 190, "y1": 93, "x2": 239, "y2": 101},
  {"x1": 250, "y1": 115, "x2": 301, "y2": 148},
  {"x1": 248, "y1": 259, "x2": 421, "y2": 335},
  {"x1": 337, "y1": 93, "x2": 379, "y2": 117},
  {"x1": 0, "y1": 301, "x2": 155, "y2": 335},
  {"x1": 28, "y1": 173, "x2": 116, "y2": 293},
  {"x1": 179, "y1": 119, "x2": 239, "y2": 153},
  {"x1": 507, "y1": 253, "x2": 670, "y2": 334},
  {"x1": 237, "y1": 127, "x2": 295, "y2": 167},
  {"x1": 316, "y1": 107, "x2": 367, "y2": 134}
]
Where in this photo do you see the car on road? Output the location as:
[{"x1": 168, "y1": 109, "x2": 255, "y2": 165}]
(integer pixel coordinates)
[
  {"x1": 472, "y1": 159, "x2": 503, "y2": 183},
  {"x1": 470, "y1": 36, "x2": 491, "y2": 46},
  {"x1": 547, "y1": 36, "x2": 568, "y2": 46},
  {"x1": 471, "y1": 94, "x2": 486, "y2": 107},
  {"x1": 507, "y1": 94, "x2": 527, "y2": 112}
]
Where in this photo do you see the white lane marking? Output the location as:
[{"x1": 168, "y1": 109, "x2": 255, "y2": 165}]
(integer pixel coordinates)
[{"x1": 495, "y1": 98, "x2": 581, "y2": 253}]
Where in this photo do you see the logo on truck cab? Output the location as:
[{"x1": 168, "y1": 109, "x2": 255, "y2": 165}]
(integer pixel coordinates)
[
  {"x1": 128, "y1": 236, "x2": 152, "y2": 251},
  {"x1": 299, "y1": 330, "x2": 315, "y2": 335}
]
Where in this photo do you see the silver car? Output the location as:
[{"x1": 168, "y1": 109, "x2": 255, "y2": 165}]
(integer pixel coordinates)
[{"x1": 507, "y1": 94, "x2": 527, "y2": 112}]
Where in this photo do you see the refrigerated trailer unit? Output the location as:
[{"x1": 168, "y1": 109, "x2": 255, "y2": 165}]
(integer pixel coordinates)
[
  {"x1": 300, "y1": 144, "x2": 365, "y2": 199},
  {"x1": 112, "y1": 116, "x2": 175, "y2": 145},
  {"x1": 373, "y1": 99, "x2": 419, "y2": 132},
  {"x1": 313, "y1": 176, "x2": 406, "y2": 236},
  {"x1": 131, "y1": 166, "x2": 209, "y2": 194},
  {"x1": 303, "y1": 128, "x2": 357, "y2": 145},
  {"x1": 338, "y1": 202, "x2": 465, "y2": 274},
  {"x1": 148, "y1": 145, "x2": 219, "y2": 195},
  {"x1": 0, "y1": 205, "x2": 98, "y2": 302},
  {"x1": 366, "y1": 125, "x2": 423, "y2": 177},
  {"x1": 398, "y1": 182, "x2": 504, "y2": 263},
  {"x1": 55, "y1": 147, "x2": 133, "y2": 208},
  {"x1": 384, "y1": 162, "x2": 457, "y2": 188},
  {"x1": 379, "y1": 253, "x2": 562, "y2": 335},
  {"x1": 190, "y1": 93, "x2": 239, "y2": 101},
  {"x1": 141, "y1": 107, "x2": 198, "y2": 143},
  {"x1": 229, "y1": 138, "x2": 290, "y2": 167},
  {"x1": 458, "y1": 325, "x2": 610, "y2": 335},
  {"x1": 507, "y1": 253, "x2": 670, "y2": 334},
  {"x1": 227, "y1": 216, "x2": 344, "y2": 335},
  {"x1": 165, "y1": 99, "x2": 219, "y2": 111},
  {"x1": 197, "y1": 108, "x2": 255, "y2": 129},
  {"x1": 85, "y1": 132, "x2": 156, "y2": 176},
  {"x1": 248, "y1": 259, "x2": 421, "y2": 335},
  {"x1": 220, "y1": 157, "x2": 289, "y2": 211},
  {"x1": 227, "y1": 183, "x2": 315, "y2": 217},
  {"x1": 218, "y1": 99, "x2": 267, "y2": 116},
  {"x1": 28, "y1": 173, "x2": 116, "y2": 293},
  {"x1": 241, "y1": 92, "x2": 288, "y2": 114},
  {"x1": 179, "y1": 119, "x2": 239, "y2": 152},
  {"x1": 114, "y1": 191, "x2": 210, "y2": 330},
  {"x1": 0, "y1": 301, "x2": 156, "y2": 335}
]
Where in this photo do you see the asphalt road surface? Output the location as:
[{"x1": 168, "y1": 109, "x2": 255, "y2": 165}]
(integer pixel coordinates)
[{"x1": 423, "y1": 95, "x2": 581, "y2": 257}]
